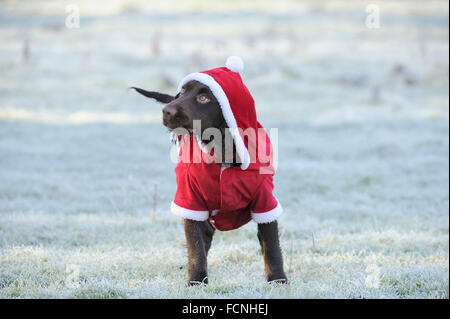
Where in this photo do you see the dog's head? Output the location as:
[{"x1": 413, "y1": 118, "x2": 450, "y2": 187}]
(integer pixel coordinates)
[
  {"x1": 131, "y1": 80, "x2": 225, "y2": 134},
  {"x1": 132, "y1": 79, "x2": 240, "y2": 165}
]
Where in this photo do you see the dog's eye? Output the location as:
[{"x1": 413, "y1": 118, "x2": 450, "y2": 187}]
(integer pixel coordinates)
[
  {"x1": 197, "y1": 94, "x2": 210, "y2": 104},
  {"x1": 180, "y1": 88, "x2": 186, "y2": 95}
]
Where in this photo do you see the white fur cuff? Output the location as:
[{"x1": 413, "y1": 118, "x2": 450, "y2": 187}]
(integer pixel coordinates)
[
  {"x1": 251, "y1": 200, "x2": 283, "y2": 224},
  {"x1": 171, "y1": 202, "x2": 209, "y2": 221}
]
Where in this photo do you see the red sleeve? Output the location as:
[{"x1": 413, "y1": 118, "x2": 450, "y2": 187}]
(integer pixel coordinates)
[
  {"x1": 171, "y1": 165, "x2": 209, "y2": 221},
  {"x1": 250, "y1": 176, "x2": 283, "y2": 224}
]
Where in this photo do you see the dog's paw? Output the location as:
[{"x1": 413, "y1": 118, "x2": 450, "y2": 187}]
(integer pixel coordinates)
[
  {"x1": 187, "y1": 276, "x2": 208, "y2": 287},
  {"x1": 268, "y1": 277, "x2": 288, "y2": 285}
]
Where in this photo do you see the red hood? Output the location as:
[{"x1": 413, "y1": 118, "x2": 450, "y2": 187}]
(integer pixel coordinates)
[{"x1": 177, "y1": 58, "x2": 275, "y2": 174}]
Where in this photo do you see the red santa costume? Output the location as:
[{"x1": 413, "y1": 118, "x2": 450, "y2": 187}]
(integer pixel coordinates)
[{"x1": 170, "y1": 56, "x2": 283, "y2": 231}]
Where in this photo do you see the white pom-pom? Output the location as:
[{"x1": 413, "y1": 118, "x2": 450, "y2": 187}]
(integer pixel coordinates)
[{"x1": 225, "y1": 56, "x2": 244, "y2": 73}]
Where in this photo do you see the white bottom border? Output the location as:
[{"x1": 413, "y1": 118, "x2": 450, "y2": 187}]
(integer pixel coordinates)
[{"x1": 171, "y1": 200, "x2": 283, "y2": 224}]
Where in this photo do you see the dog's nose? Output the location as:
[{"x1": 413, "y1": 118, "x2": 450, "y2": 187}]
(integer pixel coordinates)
[{"x1": 162, "y1": 104, "x2": 177, "y2": 117}]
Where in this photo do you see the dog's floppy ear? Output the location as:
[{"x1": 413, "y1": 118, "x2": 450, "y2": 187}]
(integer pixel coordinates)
[{"x1": 129, "y1": 87, "x2": 175, "y2": 103}]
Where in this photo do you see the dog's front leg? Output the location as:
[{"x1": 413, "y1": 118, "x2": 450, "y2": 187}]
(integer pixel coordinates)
[
  {"x1": 257, "y1": 221, "x2": 288, "y2": 283},
  {"x1": 184, "y1": 219, "x2": 214, "y2": 285}
]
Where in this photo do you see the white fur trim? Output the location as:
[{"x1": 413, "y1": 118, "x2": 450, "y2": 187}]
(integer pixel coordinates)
[
  {"x1": 171, "y1": 202, "x2": 209, "y2": 221},
  {"x1": 225, "y1": 56, "x2": 244, "y2": 73},
  {"x1": 251, "y1": 199, "x2": 283, "y2": 224},
  {"x1": 178, "y1": 72, "x2": 250, "y2": 170}
]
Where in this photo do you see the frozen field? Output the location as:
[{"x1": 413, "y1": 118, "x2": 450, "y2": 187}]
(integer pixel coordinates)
[{"x1": 0, "y1": 0, "x2": 448, "y2": 298}]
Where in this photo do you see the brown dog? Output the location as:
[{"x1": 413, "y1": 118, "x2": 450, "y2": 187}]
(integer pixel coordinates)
[{"x1": 132, "y1": 58, "x2": 287, "y2": 285}]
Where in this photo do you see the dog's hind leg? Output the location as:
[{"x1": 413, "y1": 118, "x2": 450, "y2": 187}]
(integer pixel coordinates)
[
  {"x1": 184, "y1": 219, "x2": 214, "y2": 286},
  {"x1": 257, "y1": 221, "x2": 288, "y2": 284}
]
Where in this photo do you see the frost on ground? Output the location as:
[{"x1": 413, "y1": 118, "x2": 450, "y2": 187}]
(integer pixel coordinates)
[{"x1": 0, "y1": 0, "x2": 448, "y2": 298}]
